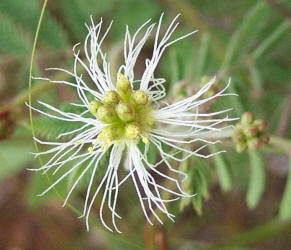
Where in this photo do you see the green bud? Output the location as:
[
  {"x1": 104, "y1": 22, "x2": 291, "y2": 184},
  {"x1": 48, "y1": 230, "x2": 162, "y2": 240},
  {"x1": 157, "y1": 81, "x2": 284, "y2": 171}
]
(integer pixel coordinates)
[
  {"x1": 131, "y1": 90, "x2": 149, "y2": 106},
  {"x1": 232, "y1": 130, "x2": 244, "y2": 143},
  {"x1": 247, "y1": 137, "x2": 261, "y2": 150},
  {"x1": 244, "y1": 124, "x2": 258, "y2": 137},
  {"x1": 260, "y1": 134, "x2": 270, "y2": 144},
  {"x1": 125, "y1": 123, "x2": 141, "y2": 141},
  {"x1": 102, "y1": 91, "x2": 120, "y2": 105},
  {"x1": 116, "y1": 73, "x2": 131, "y2": 92},
  {"x1": 235, "y1": 143, "x2": 247, "y2": 153},
  {"x1": 97, "y1": 105, "x2": 117, "y2": 124},
  {"x1": 241, "y1": 112, "x2": 254, "y2": 125},
  {"x1": 116, "y1": 103, "x2": 135, "y2": 122},
  {"x1": 88, "y1": 100, "x2": 103, "y2": 116},
  {"x1": 235, "y1": 122, "x2": 243, "y2": 130},
  {"x1": 254, "y1": 119, "x2": 267, "y2": 132}
]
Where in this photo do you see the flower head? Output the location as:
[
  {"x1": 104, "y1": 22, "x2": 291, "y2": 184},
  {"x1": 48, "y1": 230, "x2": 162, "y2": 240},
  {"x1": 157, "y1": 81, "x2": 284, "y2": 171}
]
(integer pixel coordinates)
[{"x1": 30, "y1": 14, "x2": 236, "y2": 233}]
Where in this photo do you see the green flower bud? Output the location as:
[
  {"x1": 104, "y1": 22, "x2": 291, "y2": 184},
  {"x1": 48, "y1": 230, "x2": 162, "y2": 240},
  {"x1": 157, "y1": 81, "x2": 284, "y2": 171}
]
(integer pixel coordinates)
[
  {"x1": 232, "y1": 130, "x2": 244, "y2": 143},
  {"x1": 102, "y1": 91, "x2": 120, "y2": 105},
  {"x1": 116, "y1": 73, "x2": 131, "y2": 92},
  {"x1": 235, "y1": 122, "x2": 243, "y2": 130},
  {"x1": 260, "y1": 134, "x2": 270, "y2": 144},
  {"x1": 88, "y1": 100, "x2": 103, "y2": 116},
  {"x1": 247, "y1": 137, "x2": 261, "y2": 150},
  {"x1": 236, "y1": 143, "x2": 247, "y2": 153},
  {"x1": 97, "y1": 105, "x2": 117, "y2": 124},
  {"x1": 244, "y1": 124, "x2": 258, "y2": 137},
  {"x1": 131, "y1": 90, "x2": 149, "y2": 106},
  {"x1": 125, "y1": 123, "x2": 141, "y2": 141},
  {"x1": 116, "y1": 102, "x2": 135, "y2": 122},
  {"x1": 254, "y1": 119, "x2": 267, "y2": 132},
  {"x1": 241, "y1": 112, "x2": 254, "y2": 125},
  {"x1": 97, "y1": 125, "x2": 123, "y2": 151}
]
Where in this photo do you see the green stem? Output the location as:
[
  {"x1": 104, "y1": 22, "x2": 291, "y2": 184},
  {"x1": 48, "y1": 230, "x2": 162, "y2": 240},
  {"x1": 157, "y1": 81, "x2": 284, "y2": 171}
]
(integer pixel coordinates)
[
  {"x1": 279, "y1": 158, "x2": 291, "y2": 219},
  {"x1": 270, "y1": 136, "x2": 291, "y2": 155}
]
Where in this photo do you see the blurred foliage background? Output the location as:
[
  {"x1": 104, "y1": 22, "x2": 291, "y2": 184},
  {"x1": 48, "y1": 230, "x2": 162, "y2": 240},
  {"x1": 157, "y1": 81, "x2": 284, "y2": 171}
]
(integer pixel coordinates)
[{"x1": 0, "y1": 0, "x2": 291, "y2": 249}]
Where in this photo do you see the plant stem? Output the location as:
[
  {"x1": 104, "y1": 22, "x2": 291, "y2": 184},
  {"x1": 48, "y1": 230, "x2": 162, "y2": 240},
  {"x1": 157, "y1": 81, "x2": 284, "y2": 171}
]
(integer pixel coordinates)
[{"x1": 270, "y1": 136, "x2": 291, "y2": 155}]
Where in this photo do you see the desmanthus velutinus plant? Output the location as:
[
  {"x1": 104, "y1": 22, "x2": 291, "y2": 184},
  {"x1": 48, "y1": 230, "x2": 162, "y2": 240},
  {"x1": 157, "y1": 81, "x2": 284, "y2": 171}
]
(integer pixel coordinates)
[{"x1": 29, "y1": 14, "x2": 237, "y2": 233}]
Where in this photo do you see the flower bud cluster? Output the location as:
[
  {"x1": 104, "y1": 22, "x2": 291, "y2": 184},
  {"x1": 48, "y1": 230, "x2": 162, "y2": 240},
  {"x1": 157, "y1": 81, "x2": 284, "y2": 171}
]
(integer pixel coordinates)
[
  {"x1": 233, "y1": 112, "x2": 269, "y2": 153},
  {"x1": 88, "y1": 74, "x2": 154, "y2": 150}
]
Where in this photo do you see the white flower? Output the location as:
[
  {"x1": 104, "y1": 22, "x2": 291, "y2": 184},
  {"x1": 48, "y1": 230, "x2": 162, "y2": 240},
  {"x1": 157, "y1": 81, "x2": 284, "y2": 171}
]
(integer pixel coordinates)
[{"x1": 29, "y1": 14, "x2": 236, "y2": 233}]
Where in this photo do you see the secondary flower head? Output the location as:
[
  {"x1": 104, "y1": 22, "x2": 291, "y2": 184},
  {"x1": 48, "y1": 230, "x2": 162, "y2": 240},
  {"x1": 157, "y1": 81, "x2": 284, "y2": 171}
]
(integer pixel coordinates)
[{"x1": 30, "y1": 14, "x2": 236, "y2": 233}]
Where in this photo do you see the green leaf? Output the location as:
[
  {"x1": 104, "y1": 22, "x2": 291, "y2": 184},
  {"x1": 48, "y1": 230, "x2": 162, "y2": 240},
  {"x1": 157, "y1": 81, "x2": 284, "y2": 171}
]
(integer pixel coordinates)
[
  {"x1": 210, "y1": 145, "x2": 232, "y2": 192},
  {"x1": 246, "y1": 151, "x2": 265, "y2": 209},
  {"x1": 252, "y1": 20, "x2": 291, "y2": 60},
  {"x1": 146, "y1": 142, "x2": 157, "y2": 165},
  {"x1": 26, "y1": 172, "x2": 60, "y2": 207},
  {"x1": 189, "y1": 32, "x2": 210, "y2": 81},
  {"x1": 248, "y1": 60, "x2": 263, "y2": 94},
  {"x1": 27, "y1": 103, "x2": 88, "y2": 140},
  {"x1": 137, "y1": 141, "x2": 157, "y2": 165},
  {"x1": 221, "y1": 2, "x2": 269, "y2": 71},
  {"x1": 0, "y1": 14, "x2": 30, "y2": 55},
  {"x1": 60, "y1": 0, "x2": 116, "y2": 40},
  {"x1": 193, "y1": 157, "x2": 211, "y2": 198},
  {"x1": 169, "y1": 48, "x2": 180, "y2": 86},
  {"x1": 0, "y1": 133, "x2": 34, "y2": 181},
  {"x1": 192, "y1": 195, "x2": 202, "y2": 216},
  {"x1": 110, "y1": 0, "x2": 161, "y2": 40},
  {"x1": 0, "y1": 0, "x2": 68, "y2": 49},
  {"x1": 279, "y1": 158, "x2": 291, "y2": 220}
]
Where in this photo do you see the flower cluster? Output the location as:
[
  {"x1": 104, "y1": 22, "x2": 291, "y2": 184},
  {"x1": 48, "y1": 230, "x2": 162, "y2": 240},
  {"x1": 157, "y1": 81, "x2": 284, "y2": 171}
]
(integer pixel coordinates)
[
  {"x1": 30, "y1": 14, "x2": 235, "y2": 233},
  {"x1": 233, "y1": 112, "x2": 269, "y2": 152},
  {"x1": 88, "y1": 73, "x2": 154, "y2": 152}
]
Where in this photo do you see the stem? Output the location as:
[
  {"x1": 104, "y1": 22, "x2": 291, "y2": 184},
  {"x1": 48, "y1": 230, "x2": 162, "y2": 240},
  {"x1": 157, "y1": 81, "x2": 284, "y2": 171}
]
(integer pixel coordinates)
[
  {"x1": 28, "y1": 0, "x2": 48, "y2": 161},
  {"x1": 270, "y1": 136, "x2": 291, "y2": 155}
]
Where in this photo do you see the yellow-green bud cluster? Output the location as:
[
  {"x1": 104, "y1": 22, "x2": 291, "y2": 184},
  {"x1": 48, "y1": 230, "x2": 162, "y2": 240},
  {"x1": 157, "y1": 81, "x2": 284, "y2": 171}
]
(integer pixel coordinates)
[
  {"x1": 88, "y1": 73, "x2": 154, "y2": 150},
  {"x1": 233, "y1": 112, "x2": 269, "y2": 153}
]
